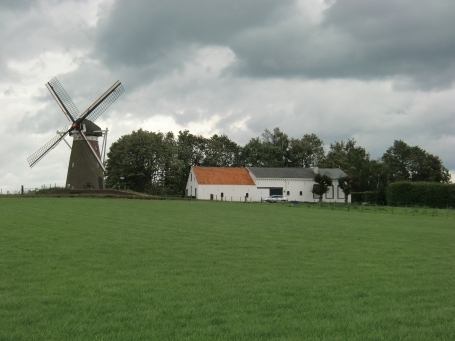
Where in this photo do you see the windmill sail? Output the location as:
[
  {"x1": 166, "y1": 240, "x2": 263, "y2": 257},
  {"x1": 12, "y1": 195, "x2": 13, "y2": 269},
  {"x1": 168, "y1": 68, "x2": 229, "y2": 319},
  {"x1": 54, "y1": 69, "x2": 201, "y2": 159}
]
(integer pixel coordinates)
[
  {"x1": 78, "y1": 130, "x2": 106, "y2": 172},
  {"x1": 78, "y1": 81, "x2": 124, "y2": 123},
  {"x1": 46, "y1": 78, "x2": 79, "y2": 122},
  {"x1": 27, "y1": 125, "x2": 72, "y2": 168},
  {"x1": 79, "y1": 136, "x2": 104, "y2": 175}
]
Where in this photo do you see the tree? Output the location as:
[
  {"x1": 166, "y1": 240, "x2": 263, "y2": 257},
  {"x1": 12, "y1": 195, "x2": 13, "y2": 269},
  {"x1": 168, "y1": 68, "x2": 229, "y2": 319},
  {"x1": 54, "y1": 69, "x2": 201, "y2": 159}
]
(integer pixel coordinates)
[
  {"x1": 322, "y1": 139, "x2": 370, "y2": 191},
  {"x1": 311, "y1": 173, "x2": 333, "y2": 202},
  {"x1": 288, "y1": 133, "x2": 325, "y2": 167},
  {"x1": 105, "y1": 129, "x2": 173, "y2": 193},
  {"x1": 382, "y1": 140, "x2": 451, "y2": 183},
  {"x1": 203, "y1": 134, "x2": 242, "y2": 167},
  {"x1": 338, "y1": 176, "x2": 355, "y2": 203},
  {"x1": 241, "y1": 127, "x2": 290, "y2": 167}
]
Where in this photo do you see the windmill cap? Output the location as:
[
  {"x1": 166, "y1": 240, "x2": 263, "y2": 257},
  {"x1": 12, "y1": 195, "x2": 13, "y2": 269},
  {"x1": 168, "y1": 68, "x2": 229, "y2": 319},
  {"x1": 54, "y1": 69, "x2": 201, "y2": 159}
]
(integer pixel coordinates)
[{"x1": 83, "y1": 120, "x2": 102, "y2": 136}]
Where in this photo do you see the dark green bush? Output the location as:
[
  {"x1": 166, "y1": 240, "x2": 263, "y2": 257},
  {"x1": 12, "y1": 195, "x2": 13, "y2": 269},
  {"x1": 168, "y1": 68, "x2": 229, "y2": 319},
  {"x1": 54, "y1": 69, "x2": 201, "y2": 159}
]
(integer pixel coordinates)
[
  {"x1": 386, "y1": 181, "x2": 455, "y2": 207},
  {"x1": 351, "y1": 191, "x2": 380, "y2": 203}
]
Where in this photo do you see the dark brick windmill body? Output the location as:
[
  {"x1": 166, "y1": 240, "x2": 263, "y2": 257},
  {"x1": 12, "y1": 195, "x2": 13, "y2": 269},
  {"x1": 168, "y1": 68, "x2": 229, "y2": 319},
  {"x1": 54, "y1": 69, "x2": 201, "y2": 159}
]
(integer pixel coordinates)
[
  {"x1": 66, "y1": 120, "x2": 104, "y2": 189},
  {"x1": 27, "y1": 78, "x2": 124, "y2": 189}
]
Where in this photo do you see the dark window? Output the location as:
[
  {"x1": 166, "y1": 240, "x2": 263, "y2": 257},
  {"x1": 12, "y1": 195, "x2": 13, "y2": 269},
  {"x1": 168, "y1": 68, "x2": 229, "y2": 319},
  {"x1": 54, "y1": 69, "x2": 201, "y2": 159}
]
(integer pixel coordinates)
[
  {"x1": 245, "y1": 193, "x2": 249, "y2": 198},
  {"x1": 325, "y1": 186, "x2": 334, "y2": 199},
  {"x1": 269, "y1": 188, "x2": 283, "y2": 196},
  {"x1": 300, "y1": 191, "x2": 302, "y2": 196},
  {"x1": 221, "y1": 192, "x2": 224, "y2": 198},
  {"x1": 287, "y1": 191, "x2": 290, "y2": 195},
  {"x1": 337, "y1": 186, "x2": 345, "y2": 199}
]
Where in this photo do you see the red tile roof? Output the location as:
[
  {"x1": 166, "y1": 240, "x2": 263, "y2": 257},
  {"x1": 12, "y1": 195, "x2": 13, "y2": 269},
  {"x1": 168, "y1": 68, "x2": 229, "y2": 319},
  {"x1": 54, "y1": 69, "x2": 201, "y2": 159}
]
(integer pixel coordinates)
[{"x1": 193, "y1": 166, "x2": 255, "y2": 185}]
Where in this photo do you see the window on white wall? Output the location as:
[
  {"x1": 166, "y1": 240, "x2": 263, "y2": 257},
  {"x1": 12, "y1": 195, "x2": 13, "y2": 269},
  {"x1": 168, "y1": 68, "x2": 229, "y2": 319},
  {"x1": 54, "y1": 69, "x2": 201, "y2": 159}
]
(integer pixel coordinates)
[
  {"x1": 337, "y1": 186, "x2": 345, "y2": 199},
  {"x1": 325, "y1": 186, "x2": 334, "y2": 199}
]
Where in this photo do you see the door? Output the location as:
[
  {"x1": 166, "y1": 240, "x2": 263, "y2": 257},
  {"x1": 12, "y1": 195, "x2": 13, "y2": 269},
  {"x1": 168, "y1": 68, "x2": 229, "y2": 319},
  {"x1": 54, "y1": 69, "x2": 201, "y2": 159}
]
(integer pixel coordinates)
[{"x1": 269, "y1": 188, "x2": 283, "y2": 196}]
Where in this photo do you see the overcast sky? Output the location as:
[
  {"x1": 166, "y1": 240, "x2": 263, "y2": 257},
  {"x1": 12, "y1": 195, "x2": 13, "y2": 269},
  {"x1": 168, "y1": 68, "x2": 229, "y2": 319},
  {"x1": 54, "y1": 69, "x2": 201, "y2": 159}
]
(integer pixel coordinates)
[{"x1": 1, "y1": 0, "x2": 454, "y2": 192}]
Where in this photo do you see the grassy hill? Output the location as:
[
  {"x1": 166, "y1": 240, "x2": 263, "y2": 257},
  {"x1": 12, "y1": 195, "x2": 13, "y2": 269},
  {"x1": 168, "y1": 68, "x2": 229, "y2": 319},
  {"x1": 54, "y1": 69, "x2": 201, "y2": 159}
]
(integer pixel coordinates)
[{"x1": 1, "y1": 198, "x2": 454, "y2": 340}]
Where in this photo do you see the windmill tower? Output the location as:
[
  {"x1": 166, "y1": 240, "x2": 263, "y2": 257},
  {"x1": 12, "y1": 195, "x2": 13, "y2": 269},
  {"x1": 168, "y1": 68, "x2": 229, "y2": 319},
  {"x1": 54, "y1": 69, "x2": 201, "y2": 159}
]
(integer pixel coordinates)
[{"x1": 27, "y1": 77, "x2": 124, "y2": 189}]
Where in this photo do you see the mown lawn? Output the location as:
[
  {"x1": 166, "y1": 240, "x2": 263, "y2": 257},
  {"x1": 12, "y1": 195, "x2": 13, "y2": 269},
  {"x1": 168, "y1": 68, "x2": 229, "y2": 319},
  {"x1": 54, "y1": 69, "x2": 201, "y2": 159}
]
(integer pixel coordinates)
[{"x1": 1, "y1": 198, "x2": 454, "y2": 340}]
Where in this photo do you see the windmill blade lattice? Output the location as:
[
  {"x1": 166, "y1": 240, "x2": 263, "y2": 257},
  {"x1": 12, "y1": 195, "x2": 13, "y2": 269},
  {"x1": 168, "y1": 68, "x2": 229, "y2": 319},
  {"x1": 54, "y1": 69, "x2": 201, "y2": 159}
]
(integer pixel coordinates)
[
  {"x1": 46, "y1": 78, "x2": 79, "y2": 122},
  {"x1": 78, "y1": 81, "x2": 124, "y2": 123},
  {"x1": 27, "y1": 125, "x2": 72, "y2": 168}
]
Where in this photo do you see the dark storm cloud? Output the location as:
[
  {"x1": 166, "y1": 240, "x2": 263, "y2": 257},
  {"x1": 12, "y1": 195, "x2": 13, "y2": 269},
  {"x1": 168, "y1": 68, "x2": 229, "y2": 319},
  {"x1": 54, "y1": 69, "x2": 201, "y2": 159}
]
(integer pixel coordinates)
[
  {"x1": 230, "y1": 0, "x2": 455, "y2": 89},
  {"x1": 320, "y1": 0, "x2": 455, "y2": 87},
  {"x1": 95, "y1": 0, "x2": 455, "y2": 89},
  {"x1": 0, "y1": 0, "x2": 36, "y2": 10},
  {"x1": 94, "y1": 0, "x2": 293, "y2": 68}
]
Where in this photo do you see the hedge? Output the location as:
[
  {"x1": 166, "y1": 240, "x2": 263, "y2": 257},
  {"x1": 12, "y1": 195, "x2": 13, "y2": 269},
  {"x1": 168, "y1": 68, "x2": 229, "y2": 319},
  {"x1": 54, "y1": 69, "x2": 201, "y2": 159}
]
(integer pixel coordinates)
[
  {"x1": 352, "y1": 191, "x2": 377, "y2": 203},
  {"x1": 351, "y1": 189, "x2": 387, "y2": 204},
  {"x1": 386, "y1": 181, "x2": 455, "y2": 208}
]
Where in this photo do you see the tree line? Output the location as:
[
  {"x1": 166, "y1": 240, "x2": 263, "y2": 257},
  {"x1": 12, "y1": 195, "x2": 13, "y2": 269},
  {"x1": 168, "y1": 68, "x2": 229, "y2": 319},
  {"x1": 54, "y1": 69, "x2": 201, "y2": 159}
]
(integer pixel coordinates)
[{"x1": 105, "y1": 127, "x2": 451, "y2": 197}]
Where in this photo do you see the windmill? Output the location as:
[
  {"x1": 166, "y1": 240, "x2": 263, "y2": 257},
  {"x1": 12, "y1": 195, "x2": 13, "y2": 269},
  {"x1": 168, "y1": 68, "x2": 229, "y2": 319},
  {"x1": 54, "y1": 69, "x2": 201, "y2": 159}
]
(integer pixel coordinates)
[{"x1": 27, "y1": 77, "x2": 124, "y2": 189}]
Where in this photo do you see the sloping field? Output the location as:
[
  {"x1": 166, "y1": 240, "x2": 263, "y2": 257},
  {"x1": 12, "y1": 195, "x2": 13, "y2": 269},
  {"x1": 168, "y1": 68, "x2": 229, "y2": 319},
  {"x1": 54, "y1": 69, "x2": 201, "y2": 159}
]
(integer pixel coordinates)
[{"x1": 1, "y1": 198, "x2": 454, "y2": 340}]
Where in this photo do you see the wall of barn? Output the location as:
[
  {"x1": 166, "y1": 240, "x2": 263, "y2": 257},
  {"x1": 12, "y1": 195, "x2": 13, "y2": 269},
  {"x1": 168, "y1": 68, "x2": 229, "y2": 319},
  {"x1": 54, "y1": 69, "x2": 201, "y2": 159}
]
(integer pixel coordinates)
[{"x1": 194, "y1": 184, "x2": 257, "y2": 201}]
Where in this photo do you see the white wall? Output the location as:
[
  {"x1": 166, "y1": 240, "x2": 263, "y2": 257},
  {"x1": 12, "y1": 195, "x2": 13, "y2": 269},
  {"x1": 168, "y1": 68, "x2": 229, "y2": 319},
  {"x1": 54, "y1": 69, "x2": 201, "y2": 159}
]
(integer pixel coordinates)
[
  {"x1": 195, "y1": 184, "x2": 257, "y2": 201},
  {"x1": 185, "y1": 168, "x2": 197, "y2": 197},
  {"x1": 318, "y1": 181, "x2": 351, "y2": 203},
  {"x1": 254, "y1": 178, "x2": 313, "y2": 202}
]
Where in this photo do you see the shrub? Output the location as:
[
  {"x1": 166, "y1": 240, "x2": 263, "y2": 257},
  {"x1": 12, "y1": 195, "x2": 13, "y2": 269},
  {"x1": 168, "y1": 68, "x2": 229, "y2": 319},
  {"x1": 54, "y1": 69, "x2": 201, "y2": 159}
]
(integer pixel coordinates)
[
  {"x1": 351, "y1": 191, "x2": 379, "y2": 203},
  {"x1": 386, "y1": 181, "x2": 455, "y2": 207}
]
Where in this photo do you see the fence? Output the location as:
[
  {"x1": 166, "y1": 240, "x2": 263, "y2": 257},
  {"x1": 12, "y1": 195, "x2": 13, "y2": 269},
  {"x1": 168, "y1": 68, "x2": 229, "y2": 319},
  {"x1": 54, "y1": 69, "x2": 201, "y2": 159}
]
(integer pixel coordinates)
[
  {"x1": 282, "y1": 201, "x2": 455, "y2": 219},
  {"x1": 0, "y1": 184, "x2": 65, "y2": 195}
]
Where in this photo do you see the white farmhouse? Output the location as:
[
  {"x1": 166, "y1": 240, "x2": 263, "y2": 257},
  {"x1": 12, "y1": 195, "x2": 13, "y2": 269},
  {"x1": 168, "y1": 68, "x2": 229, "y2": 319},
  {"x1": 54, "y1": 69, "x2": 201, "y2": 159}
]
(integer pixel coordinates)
[{"x1": 186, "y1": 166, "x2": 350, "y2": 203}]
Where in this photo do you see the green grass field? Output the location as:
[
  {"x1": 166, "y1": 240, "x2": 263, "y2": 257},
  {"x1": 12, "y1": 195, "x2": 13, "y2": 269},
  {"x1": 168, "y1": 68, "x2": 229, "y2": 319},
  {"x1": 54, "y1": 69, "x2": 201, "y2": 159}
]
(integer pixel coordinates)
[{"x1": 1, "y1": 198, "x2": 454, "y2": 340}]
